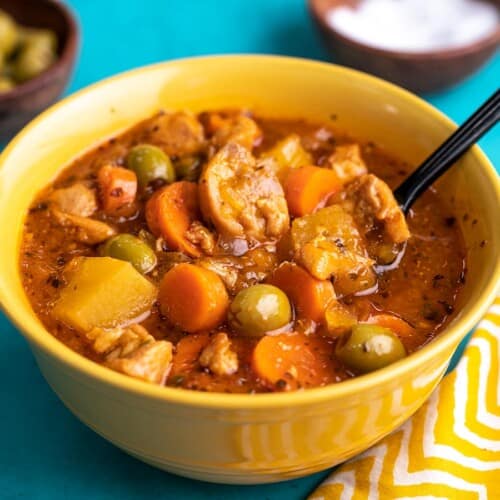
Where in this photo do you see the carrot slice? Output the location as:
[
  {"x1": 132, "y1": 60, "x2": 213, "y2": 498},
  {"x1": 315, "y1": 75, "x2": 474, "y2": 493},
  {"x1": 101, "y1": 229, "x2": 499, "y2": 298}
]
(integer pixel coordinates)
[
  {"x1": 169, "y1": 332, "x2": 211, "y2": 378},
  {"x1": 366, "y1": 314, "x2": 415, "y2": 338},
  {"x1": 284, "y1": 165, "x2": 342, "y2": 217},
  {"x1": 97, "y1": 165, "x2": 137, "y2": 213},
  {"x1": 145, "y1": 181, "x2": 201, "y2": 257},
  {"x1": 267, "y1": 262, "x2": 335, "y2": 323},
  {"x1": 158, "y1": 263, "x2": 229, "y2": 333},
  {"x1": 252, "y1": 332, "x2": 336, "y2": 390}
]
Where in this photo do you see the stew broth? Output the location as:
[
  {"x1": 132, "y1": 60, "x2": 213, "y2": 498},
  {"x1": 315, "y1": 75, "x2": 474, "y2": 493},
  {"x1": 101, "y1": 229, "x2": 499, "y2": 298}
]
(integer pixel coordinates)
[{"x1": 20, "y1": 111, "x2": 466, "y2": 393}]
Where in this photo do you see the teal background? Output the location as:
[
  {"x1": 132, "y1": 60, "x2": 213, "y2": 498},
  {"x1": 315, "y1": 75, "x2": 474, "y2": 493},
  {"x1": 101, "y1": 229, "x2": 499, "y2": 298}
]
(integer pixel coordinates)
[{"x1": 0, "y1": 1, "x2": 498, "y2": 499}]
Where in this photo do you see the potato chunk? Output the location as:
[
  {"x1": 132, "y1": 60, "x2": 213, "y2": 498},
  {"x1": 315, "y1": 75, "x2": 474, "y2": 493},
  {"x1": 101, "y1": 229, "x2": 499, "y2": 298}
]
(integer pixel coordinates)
[
  {"x1": 324, "y1": 302, "x2": 357, "y2": 337},
  {"x1": 289, "y1": 205, "x2": 375, "y2": 295},
  {"x1": 53, "y1": 257, "x2": 157, "y2": 331},
  {"x1": 259, "y1": 134, "x2": 312, "y2": 182}
]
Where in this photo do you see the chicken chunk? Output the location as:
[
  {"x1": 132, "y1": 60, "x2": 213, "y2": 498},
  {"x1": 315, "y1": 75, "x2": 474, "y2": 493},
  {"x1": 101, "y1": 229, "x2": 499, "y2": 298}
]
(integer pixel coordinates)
[
  {"x1": 86, "y1": 324, "x2": 173, "y2": 384},
  {"x1": 211, "y1": 115, "x2": 262, "y2": 151},
  {"x1": 140, "y1": 111, "x2": 205, "y2": 157},
  {"x1": 185, "y1": 220, "x2": 216, "y2": 255},
  {"x1": 106, "y1": 340, "x2": 173, "y2": 384},
  {"x1": 49, "y1": 183, "x2": 97, "y2": 216},
  {"x1": 289, "y1": 205, "x2": 376, "y2": 296},
  {"x1": 199, "y1": 332, "x2": 238, "y2": 376},
  {"x1": 86, "y1": 324, "x2": 153, "y2": 356},
  {"x1": 48, "y1": 182, "x2": 115, "y2": 244},
  {"x1": 332, "y1": 173, "x2": 410, "y2": 245},
  {"x1": 327, "y1": 144, "x2": 368, "y2": 184},
  {"x1": 199, "y1": 142, "x2": 290, "y2": 243},
  {"x1": 197, "y1": 247, "x2": 278, "y2": 293},
  {"x1": 51, "y1": 208, "x2": 116, "y2": 244},
  {"x1": 197, "y1": 256, "x2": 240, "y2": 291}
]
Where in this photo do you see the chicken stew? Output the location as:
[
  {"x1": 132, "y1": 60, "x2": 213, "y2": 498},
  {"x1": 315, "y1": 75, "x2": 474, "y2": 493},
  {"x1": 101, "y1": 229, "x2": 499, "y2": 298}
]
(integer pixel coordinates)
[{"x1": 20, "y1": 110, "x2": 466, "y2": 393}]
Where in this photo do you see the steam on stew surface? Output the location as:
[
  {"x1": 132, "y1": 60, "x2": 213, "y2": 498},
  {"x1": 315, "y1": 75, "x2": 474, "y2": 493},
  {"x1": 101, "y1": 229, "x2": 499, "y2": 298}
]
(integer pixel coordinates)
[{"x1": 21, "y1": 110, "x2": 466, "y2": 393}]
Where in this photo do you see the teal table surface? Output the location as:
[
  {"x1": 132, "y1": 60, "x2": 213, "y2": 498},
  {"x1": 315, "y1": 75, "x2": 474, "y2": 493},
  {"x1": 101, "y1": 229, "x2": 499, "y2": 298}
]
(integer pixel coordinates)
[{"x1": 0, "y1": 1, "x2": 498, "y2": 499}]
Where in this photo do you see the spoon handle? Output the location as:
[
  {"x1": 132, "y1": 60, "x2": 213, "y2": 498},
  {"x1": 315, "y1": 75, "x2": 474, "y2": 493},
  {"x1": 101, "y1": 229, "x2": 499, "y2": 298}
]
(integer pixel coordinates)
[{"x1": 394, "y1": 89, "x2": 500, "y2": 214}]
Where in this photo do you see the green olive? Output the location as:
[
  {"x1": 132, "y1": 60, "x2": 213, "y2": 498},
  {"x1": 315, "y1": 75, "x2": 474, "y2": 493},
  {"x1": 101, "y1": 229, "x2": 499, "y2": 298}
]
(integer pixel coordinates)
[
  {"x1": 19, "y1": 27, "x2": 57, "y2": 51},
  {"x1": 1, "y1": 58, "x2": 13, "y2": 77},
  {"x1": 0, "y1": 10, "x2": 18, "y2": 56},
  {"x1": 137, "y1": 228, "x2": 156, "y2": 248},
  {"x1": 0, "y1": 76, "x2": 14, "y2": 93},
  {"x1": 127, "y1": 144, "x2": 176, "y2": 187},
  {"x1": 175, "y1": 155, "x2": 202, "y2": 181},
  {"x1": 100, "y1": 234, "x2": 157, "y2": 274},
  {"x1": 336, "y1": 324, "x2": 406, "y2": 374},
  {"x1": 13, "y1": 39, "x2": 56, "y2": 82},
  {"x1": 228, "y1": 284, "x2": 292, "y2": 336}
]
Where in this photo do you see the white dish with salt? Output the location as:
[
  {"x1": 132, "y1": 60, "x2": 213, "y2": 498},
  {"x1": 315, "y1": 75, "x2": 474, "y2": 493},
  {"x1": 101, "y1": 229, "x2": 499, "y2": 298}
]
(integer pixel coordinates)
[{"x1": 327, "y1": 0, "x2": 499, "y2": 53}]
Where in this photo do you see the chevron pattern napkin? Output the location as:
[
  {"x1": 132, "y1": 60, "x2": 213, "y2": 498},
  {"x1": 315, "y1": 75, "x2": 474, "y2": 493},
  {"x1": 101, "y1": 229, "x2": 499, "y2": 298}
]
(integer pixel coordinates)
[{"x1": 310, "y1": 297, "x2": 500, "y2": 500}]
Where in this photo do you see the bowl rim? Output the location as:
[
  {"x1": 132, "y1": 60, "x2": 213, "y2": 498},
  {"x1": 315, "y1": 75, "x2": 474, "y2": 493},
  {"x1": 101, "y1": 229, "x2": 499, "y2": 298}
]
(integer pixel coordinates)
[
  {"x1": 1, "y1": 54, "x2": 499, "y2": 410},
  {"x1": 0, "y1": 0, "x2": 79, "y2": 103},
  {"x1": 308, "y1": 0, "x2": 500, "y2": 60}
]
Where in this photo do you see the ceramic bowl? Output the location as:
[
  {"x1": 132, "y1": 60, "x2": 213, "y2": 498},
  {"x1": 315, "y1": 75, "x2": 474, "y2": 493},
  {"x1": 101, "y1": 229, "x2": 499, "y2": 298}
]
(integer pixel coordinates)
[
  {"x1": 308, "y1": 0, "x2": 500, "y2": 93},
  {"x1": 0, "y1": 56, "x2": 498, "y2": 484},
  {"x1": 0, "y1": 0, "x2": 79, "y2": 143}
]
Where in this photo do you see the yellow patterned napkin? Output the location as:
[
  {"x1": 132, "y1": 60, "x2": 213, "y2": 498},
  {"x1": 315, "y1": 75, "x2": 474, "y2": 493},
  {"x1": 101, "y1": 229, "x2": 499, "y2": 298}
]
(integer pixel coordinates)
[{"x1": 310, "y1": 297, "x2": 500, "y2": 500}]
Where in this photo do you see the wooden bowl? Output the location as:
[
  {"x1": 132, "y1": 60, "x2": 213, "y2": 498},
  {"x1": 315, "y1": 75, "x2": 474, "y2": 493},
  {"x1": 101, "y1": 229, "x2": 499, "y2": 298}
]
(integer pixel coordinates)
[
  {"x1": 0, "y1": 0, "x2": 79, "y2": 143},
  {"x1": 309, "y1": 0, "x2": 500, "y2": 94}
]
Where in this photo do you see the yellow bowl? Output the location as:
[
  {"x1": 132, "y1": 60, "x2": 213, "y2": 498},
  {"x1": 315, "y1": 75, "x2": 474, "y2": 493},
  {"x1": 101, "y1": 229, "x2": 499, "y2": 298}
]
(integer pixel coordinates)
[{"x1": 0, "y1": 56, "x2": 498, "y2": 484}]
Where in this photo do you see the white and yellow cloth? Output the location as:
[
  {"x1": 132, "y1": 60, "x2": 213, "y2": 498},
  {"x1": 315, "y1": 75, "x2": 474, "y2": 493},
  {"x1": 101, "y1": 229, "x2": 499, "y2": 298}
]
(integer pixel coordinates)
[{"x1": 310, "y1": 297, "x2": 500, "y2": 500}]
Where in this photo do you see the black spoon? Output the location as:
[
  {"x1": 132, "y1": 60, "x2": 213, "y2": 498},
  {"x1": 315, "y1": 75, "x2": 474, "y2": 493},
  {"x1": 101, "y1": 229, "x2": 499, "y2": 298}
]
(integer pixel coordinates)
[{"x1": 394, "y1": 89, "x2": 500, "y2": 214}]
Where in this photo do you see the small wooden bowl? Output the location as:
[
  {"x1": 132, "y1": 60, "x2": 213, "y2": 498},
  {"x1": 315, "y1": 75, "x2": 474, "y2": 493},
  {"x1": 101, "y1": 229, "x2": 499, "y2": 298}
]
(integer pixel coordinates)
[
  {"x1": 309, "y1": 0, "x2": 500, "y2": 94},
  {"x1": 0, "y1": 0, "x2": 79, "y2": 143}
]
